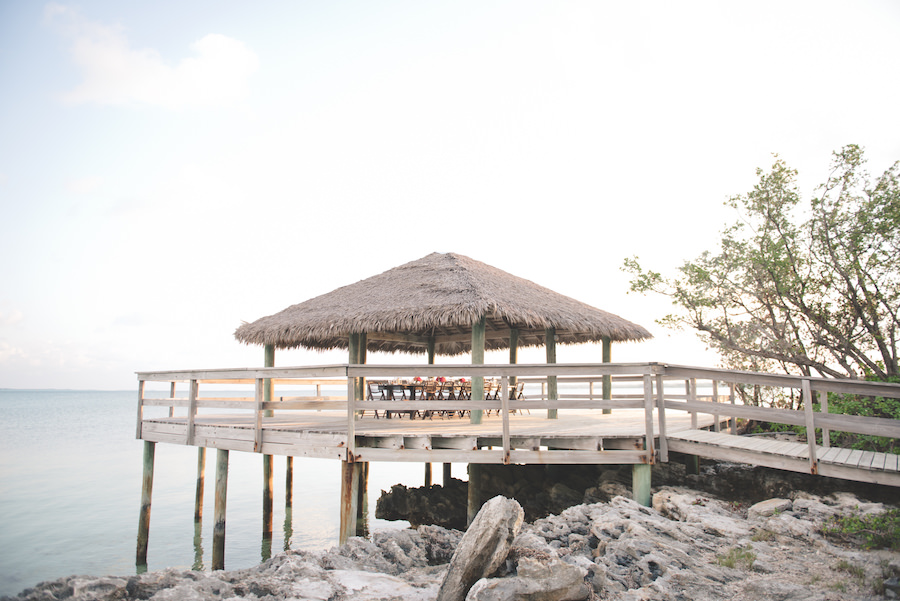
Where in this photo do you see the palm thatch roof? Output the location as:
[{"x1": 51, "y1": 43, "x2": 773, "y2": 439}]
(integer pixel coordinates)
[{"x1": 233, "y1": 252, "x2": 651, "y2": 355}]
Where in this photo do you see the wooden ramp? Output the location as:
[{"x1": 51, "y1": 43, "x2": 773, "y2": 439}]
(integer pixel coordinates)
[{"x1": 667, "y1": 429, "x2": 900, "y2": 487}]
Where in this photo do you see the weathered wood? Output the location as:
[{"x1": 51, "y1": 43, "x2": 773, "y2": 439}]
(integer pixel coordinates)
[
  {"x1": 285, "y1": 456, "x2": 293, "y2": 509},
  {"x1": 185, "y1": 380, "x2": 198, "y2": 445},
  {"x1": 471, "y1": 316, "x2": 485, "y2": 424},
  {"x1": 424, "y1": 463, "x2": 432, "y2": 486},
  {"x1": 467, "y1": 463, "x2": 482, "y2": 525},
  {"x1": 357, "y1": 461, "x2": 369, "y2": 537},
  {"x1": 443, "y1": 462, "x2": 452, "y2": 485},
  {"x1": 212, "y1": 449, "x2": 229, "y2": 571},
  {"x1": 546, "y1": 328, "x2": 558, "y2": 420},
  {"x1": 632, "y1": 463, "x2": 651, "y2": 506},
  {"x1": 642, "y1": 375, "x2": 655, "y2": 461},
  {"x1": 819, "y1": 390, "x2": 830, "y2": 448},
  {"x1": 339, "y1": 460, "x2": 361, "y2": 545},
  {"x1": 802, "y1": 379, "x2": 818, "y2": 473},
  {"x1": 655, "y1": 374, "x2": 668, "y2": 463},
  {"x1": 602, "y1": 336, "x2": 612, "y2": 415},
  {"x1": 262, "y1": 454, "x2": 273, "y2": 537},
  {"x1": 194, "y1": 447, "x2": 206, "y2": 521},
  {"x1": 136, "y1": 380, "x2": 146, "y2": 439},
  {"x1": 136, "y1": 440, "x2": 155, "y2": 567}
]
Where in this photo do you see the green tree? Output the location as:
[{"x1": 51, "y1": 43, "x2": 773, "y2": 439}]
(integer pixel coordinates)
[{"x1": 625, "y1": 145, "x2": 899, "y2": 380}]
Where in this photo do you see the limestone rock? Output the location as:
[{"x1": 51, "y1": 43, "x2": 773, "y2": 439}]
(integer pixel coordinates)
[
  {"x1": 436, "y1": 496, "x2": 524, "y2": 601},
  {"x1": 466, "y1": 556, "x2": 589, "y2": 601},
  {"x1": 747, "y1": 498, "x2": 792, "y2": 519}
]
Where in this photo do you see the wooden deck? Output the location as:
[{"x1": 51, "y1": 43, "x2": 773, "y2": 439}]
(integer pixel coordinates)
[
  {"x1": 140, "y1": 409, "x2": 713, "y2": 465},
  {"x1": 668, "y1": 429, "x2": 900, "y2": 487},
  {"x1": 136, "y1": 362, "x2": 900, "y2": 484}
]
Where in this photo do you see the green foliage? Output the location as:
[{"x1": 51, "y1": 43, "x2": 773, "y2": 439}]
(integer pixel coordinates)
[
  {"x1": 715, "y1": 546, "x2": 756, "y2": 569},
  {"x1": 822, "y1": 508, "x2": 900, "y2": 550},
  {"x1": 624, "y1": 146, "x2": 900, "y2": 380}
]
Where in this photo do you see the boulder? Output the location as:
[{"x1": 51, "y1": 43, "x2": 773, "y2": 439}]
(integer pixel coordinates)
[
  {"x1": 436, "y1": 496, "x2": 524, "y2": 601},
  {"x1": 748, "y1": 498, "x2": 792, "y2": 519},
  {"x1": 465, "y1": 556, "x2": 589, "y2": 601}
]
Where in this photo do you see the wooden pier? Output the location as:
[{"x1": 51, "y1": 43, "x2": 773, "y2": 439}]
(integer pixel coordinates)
[{"x1": 134, "y1": 362, "x2": 900, "y2": 569}]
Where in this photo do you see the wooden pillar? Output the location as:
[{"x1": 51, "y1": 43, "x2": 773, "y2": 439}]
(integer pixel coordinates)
[
  {"x1": 685, "y1": 454, "x2": 700, "y2": 475},
  {"x1": 194, "y1": 447, "x2": 206, "y2": 521},
  {"x1": 356, "y1": 462, "x2": 369, "y2": 537},
  {"x1": 443, "y1": 462, "x2": 452, "y2": 485},
  {"x1": 632, "y1": 463, "x2": 652, "y2": 507},
  {"x1": 212, "y1": 449, "x2": 229, "y2": 571},
  {"x1": 602, "y1": 336, "x2": 612, "y2": 415},
  {"x1": 426, "y1": 337, "x2": 435, "y2": 481},
  {"x1": 262, "y1": 345, "x2": 274, "y2": 539},
  {"x1": 339, "y1": 460, "x2": 361, "y2": 545},
  {"x1": 546, "y1": 327, "x2": 558, "y2": 419},
  {"x1": 285, "y1": 456, "x2": 293, "y2": 509},
  {"x1": 470, "y1": 316, "x2": 485, "y2": 425},
  {"x1": 136, "y1": 440, "x2": 155, "y2": 567},
  {"x1": 467, "y1": 463, "x2": 482, "y2": 526},
  {"x1": 509, "y1": 328, "x2": 519, "y2": 412}
]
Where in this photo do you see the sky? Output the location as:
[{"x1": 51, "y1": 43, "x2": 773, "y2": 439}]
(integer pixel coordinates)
[{"x1": 1, "y1": 1, "x2": 899, "y2": 389}]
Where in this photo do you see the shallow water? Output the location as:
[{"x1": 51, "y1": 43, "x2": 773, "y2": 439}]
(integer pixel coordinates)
[{"x1": 0, "y1": 390, "x2": 429, "y2": 596}]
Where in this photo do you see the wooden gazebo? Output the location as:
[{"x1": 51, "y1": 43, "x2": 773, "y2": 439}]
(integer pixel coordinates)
[{"x1": 235, "y1": 251, "x2": 649, "y2": 361}]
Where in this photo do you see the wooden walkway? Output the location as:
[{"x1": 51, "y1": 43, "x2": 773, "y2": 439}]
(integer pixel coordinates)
[{"x1": 667, "y1": 429, "x2": 900, "y2": 487}]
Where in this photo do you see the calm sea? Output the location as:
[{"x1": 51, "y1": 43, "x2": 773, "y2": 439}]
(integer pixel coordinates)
[{"x1": 0, "y1": 390, "x2": 430, "y2": 597}]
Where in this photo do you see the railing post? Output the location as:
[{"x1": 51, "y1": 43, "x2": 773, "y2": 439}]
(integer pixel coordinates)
[
  {"x1": 802, "y1": 379, "x2": 818, "y2": 474},
  {"x1": 254, "y1": 378, "x2": 265, "y2": 452},
  {"x1": 500, "y1": 375, "x2": 510, "y2": 464},
  {"x1": 136, "y1": 380, "x2": 146, "y2": 439},
  {"x1": 729, "y1": 383, "x2": 737, "y2": 434},
  {"x1": 168, "y1": 382, "x2": 176, "y2": 418},
  {"x1": 688, "y1": 378, "x2": 698, "y2": 429},
  {"x1": 819, "y1": 389, "x2": 830, "y2": 448},
  {"x1": 546, "y1": 328, "x2": 558, "y2": 419},
  {"x1": 642, "y1": 374, "x2": 655, "y2": 461},
  {"x1": 655, "y1": 373, "x2": 668, "y2": 463},
  {"x1": 185, "y1": 379, "x2": 198, "y2": 446},
  {"x1": 711, "y1": 380, "x2": 720, "y2": 432}
]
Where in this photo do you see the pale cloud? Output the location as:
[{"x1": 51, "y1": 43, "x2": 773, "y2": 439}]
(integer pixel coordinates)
[
  {"x1": 46, "y1": 3, "x2": 258, "y2": 109},
  {"x1": 0, "y1": 309, "x2": 24, "y2": 326},
  {"x1": 65, "y1": 175, "x2": 104, "y2": 194},
  {"x1": 0, "y1": 340, "x2": 26, "y2": 363}
]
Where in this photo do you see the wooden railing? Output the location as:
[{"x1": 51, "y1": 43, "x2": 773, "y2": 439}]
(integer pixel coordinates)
[{"x1": 136, "y1": 362, "x2": 900, "y2": 470}]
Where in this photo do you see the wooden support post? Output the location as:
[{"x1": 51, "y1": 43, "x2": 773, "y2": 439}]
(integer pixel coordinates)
[
  {"x1": 546, "y1": 327, "x2": 558, "y2": 419},
  {"x1": 602, "y1": 336, "x2": 612, "y2": 415},
  {"x1": 357, "y1": 462, "x2": 369, "y2": 537},
  {"x1": 262, "y1": 455, "x2": 273, "y2": 538},
  {"x1": 632, "y1": 463, "x2": 652, "y2": 507},
  {"x1": 712, "y1": 380, "x2": 720, "y2": 432},
  {"x1": 212, "y1": 449, "x2": 229, "y2": 571},
  {"x1": 425, "y1": 463, "x2": 432, "y2": 487},
  {"x1": 262, "y1": 344, "x2": 274, "y2": 538},
  {"x1": 194, "y1": 447, "x2": 206, "y2": 521},
  {"x1": 443, "y1": 463, "x2": 452, "y2": 485},
  {"x1": 339, "y1": 460, "x2": 361, "y2": 545},
  {"x1": 685, "y1": 454, "x2": 700, "y2": 475},
  {"x1": 186, "y1": 379, "x2": 198, "y2": 445},
  {"x1": 136, "y1": 380, "x2": 146, "y2": 439},
  {"x1": 427, "y1": 337, "x2": 436, "y2": 365},
  {"x1": 470, "y1": 316, "x2": 485, "y2": 424},
  {"x1": 285, "y1": 456, "x2": 293, "y2": 509},
  {"x1": 467, "y1": 463, "x2": 482, "y2": 526},
  {"x1": 136, "y1": 440, "x2": 155, "y2": 568}
]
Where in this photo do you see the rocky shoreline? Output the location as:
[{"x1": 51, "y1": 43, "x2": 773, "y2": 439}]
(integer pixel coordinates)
[{"x1": 4, "y1": 461, "x2": 899, "y2": 601}]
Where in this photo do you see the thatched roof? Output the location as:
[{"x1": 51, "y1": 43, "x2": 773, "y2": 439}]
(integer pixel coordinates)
[{"x1": 233, "y1": 252, "x2": 651, "y2": 355}]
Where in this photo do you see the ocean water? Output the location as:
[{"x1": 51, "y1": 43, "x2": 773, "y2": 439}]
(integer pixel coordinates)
[{"x1": 0, "y1": 390, "x2": 429, "y2": 597}]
